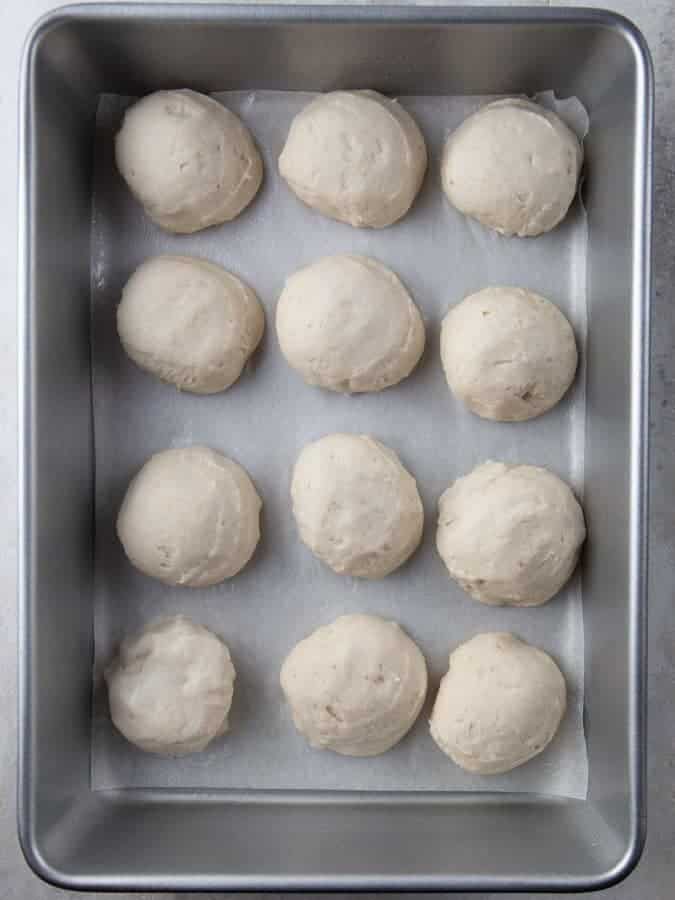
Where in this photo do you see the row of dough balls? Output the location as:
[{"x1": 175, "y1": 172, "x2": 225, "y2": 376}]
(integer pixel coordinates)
[
  {"x1": 106, "y1": 614, "x2": 567, "y2": 775},
  {"x1": 117, "y1": 438, "x2": 586, "y2": 606},
  {"x1": 118, "y1": 254, "x2": 578, "y2": 422},
  {"x1": 116, "y1": 88, "x2": 582, "y2": 237}
]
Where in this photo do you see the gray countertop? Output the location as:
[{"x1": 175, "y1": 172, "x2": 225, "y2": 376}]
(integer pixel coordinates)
[{"x1": 1, "y1": 1, "x2": 673, "y2": 898}]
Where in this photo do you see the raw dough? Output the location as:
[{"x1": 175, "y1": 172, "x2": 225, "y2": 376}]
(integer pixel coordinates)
[
  {"x1": 117, "y1": 446, "x2": 261, "y2": 587},
  {"x1": 430, "y1": 632, "x2": 567, "y2": 774},
  {"x1": 440, "y1": 286, "x2": 577, "y2": 421},
  {"x1": 115, "y1": 89, "x2": 263, "y2": 233},
  {"x1": 276, "y1": 254, "x2": 425, "y2": 393},
  {"x1": 436, "y1": 461, "x2": 585, "y2": 606},
  {"x1": 441, "y1": 98, "x2": 583, "y2": 237},
  {"x1": 278, "y1": 90, "x2": 427, "y2": 228},
  {"x1": 105, "y1": 615, "x2": 236, "y2": 756},
  {"x1": 118, "y1": 255, "x2": 264, "y2": 394},
  {"x1": 291, "y1": 434, "x2": 424, "y2": 578},
  {"x1": 280, "y1": 614, "x2": 428, "y2": 756}
]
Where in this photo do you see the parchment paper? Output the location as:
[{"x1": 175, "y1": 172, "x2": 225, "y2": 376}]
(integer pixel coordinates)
[{"x1": 91, "y1": 91, "x2": 589, "y2": 797}]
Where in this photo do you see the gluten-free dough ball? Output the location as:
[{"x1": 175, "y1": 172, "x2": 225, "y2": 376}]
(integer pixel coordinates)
[
  {"x1": 105, "y1": 616, "x2": 236, "y2": 756},
  {"x1": 118, "y1": 256, "x2": 264, "y2": 394},
  {"x1": 436, "y1": 461, "x2": 585, "y2": 606},
  {"x1": 117, "y1": 446, "x2": 261, "y2": 587},
  {"x1": 430, "y1": 632, "x2": 567, "y2": 774},
  {"x1": 115, "y1": 89, "x2": 262, "y2": 233},
  {"x1": 281, "y1": 614, "x2": 428, "y2": 756},
  {"x1": 291, "y1": 434, "x2": 424, "y2": 579},
  {"x1": 440, "y1": 286, "x2": 577, "y2": 421},
  {"x1": 442, "y1": 98, "x2": 583, "y2": 237},
  {"x1": 276, "y1": 255, "x2": 425, "y2": 393},
  {"x1": 279, "y1": 90, "x2": 427, "y2": 228}
]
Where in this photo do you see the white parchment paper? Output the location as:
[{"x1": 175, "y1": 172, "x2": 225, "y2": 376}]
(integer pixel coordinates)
[{"x1": 91, "y1": 91, "x2": 589, "y2": 797}]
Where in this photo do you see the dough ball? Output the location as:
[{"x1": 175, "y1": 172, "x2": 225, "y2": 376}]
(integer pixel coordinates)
[
  {"x1": 281, "y1": 614, "x2": 427, "y2": 756},
  {"x1": 440, "y1": 286, "x2": 577, "y2": 421},
  {"x1": 117, "y1": 446, "x2": 261, "y2": 587},
  {"x1": 118, "y1": 256, "x2": 264, "y2": 394},
  {"x1": 276, "y1": 255, "x2": 425, "y2": 393},
  {"x1": 291, "y1": 434, "x2": 424, "y2": 579},
  {"x1": 115, "y1": 89, "x2": 262, "y2": 233},
  {"x1": 279, "y1": 90, "x2": 427, "y2": 228},
  {"x1": 442, "y1": 98, "x2": 582, "y2": 237},
  {"x1": 430, "y1": 632, "x2": 566, "y2": 774},
  {"x1": 436, "y1": 461, "x2": 585, "y2": 606},
  {"x1": 105, "y1": 616, "x2": 235, "y2": 756}
]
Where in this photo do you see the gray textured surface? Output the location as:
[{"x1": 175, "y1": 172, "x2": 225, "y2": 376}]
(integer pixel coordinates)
[{"x1": 1, "y1": 1, "x2": 673, "y2": 898}]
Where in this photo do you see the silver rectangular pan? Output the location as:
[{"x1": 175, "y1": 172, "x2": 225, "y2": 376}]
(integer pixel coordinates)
[{"x1": 18, "y1": 4, "x2": 652, "y2": 892}]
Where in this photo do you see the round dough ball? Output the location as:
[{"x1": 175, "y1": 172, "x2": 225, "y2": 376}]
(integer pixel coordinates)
[
  {"x1": 436, "y1": 461, "x2": 585, "y2": 606},
  {"x1": 105, "y1": 616, "x2": 236, "y2": 756},
  {"x1": 442, "y1": 98, "x2": 582, "y2": 237},
  {"x1": 117, "y1": 446, "x2": 261, "y2": 587},
  {"x1": 291, "y1": 434, "x2": 424, "y2": 579},
  {"x1": 430, "y1": 632, "x2": 566, "y2": 774},
  {"x1": 118, "y1": 256, "x2": 264, "y2": 394},
  {"x1": 279, "y1": 90, "x2": 427, "y2": 228},
  {"x1": 440, "y1": 286, "x2": 577, "y2": 421},
  {"x1": 117, "y1": 256, "x2": 265, "y2": 394},
  {"x1": 115, "y1": 89, "x2": 262, "y2": 233},
  {"x1": 276, "y1": 255, "x2": 425, "y2": 393},
  {"x1": 281, "y1": 614, "x2": 428, "y2": 756}
]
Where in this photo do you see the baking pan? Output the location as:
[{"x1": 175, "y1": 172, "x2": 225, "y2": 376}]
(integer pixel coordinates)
[{"x1": 18, "y1": 3, "x2": 652, "y2": 892}]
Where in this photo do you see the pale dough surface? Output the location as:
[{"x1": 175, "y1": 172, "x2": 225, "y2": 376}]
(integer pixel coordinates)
[
  {"x1": 105, "y1": 615, "x2": 236, "y2": 756},
  {"x1": 281, "y1": 613, "x2": 428, "y2": 756},
  {"x1": 440, "y1": 285, "x2": 578, "y2": 421},
  {"x1": 115, "y1": 89, "x2": 262, "y2": 233},
  {"x1": 276, "y1": 254, "x2": 425, "y2": 393},
  {"x1": 118, "y1": 255, "x2": 264, "y2": 394},
  {"x1": 430, "y1": 632, "x2": 567, "y2": 774},
  {"x1": 279, "y1": 90, "x2": 427, "y2": 228},
  {"x1": 291, "y1": 433, "x2": 424, "y2": 579},
  {"x1": 436, "y1": 461, "x2": 585, "y2": 606},
  {"x1": 117, "y1": 446, "x2": 261, "y2": 587},
  {"x1": 442, "y1": 98, "x2": 582, "y2": 237}
]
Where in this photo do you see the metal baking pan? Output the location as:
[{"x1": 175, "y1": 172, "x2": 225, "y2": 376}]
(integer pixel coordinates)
[{"x1": 18, "y1": 3, "x2": 652, "y2": 892}]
